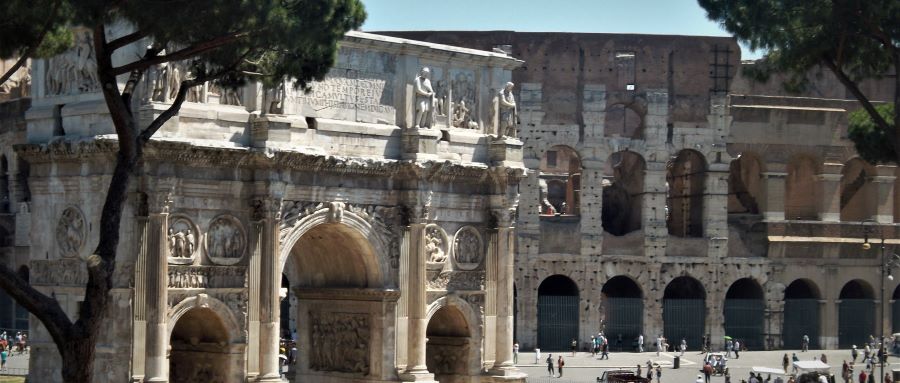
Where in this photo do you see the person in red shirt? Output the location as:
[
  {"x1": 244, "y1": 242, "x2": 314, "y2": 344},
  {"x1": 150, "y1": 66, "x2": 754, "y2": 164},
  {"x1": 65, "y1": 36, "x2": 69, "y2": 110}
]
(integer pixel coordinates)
[{"x1": 860, "y1": 370, "x2": 868, "y2": 383}]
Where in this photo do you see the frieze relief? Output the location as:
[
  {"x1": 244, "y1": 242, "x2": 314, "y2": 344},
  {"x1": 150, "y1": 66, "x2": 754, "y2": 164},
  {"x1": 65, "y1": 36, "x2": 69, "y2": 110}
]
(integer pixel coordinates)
[
  {"x1": 452, "y1": 226, "x2": 483, "y2": 270},
  {"x1": 168, "y1": 266, "x2": 247, "y2": 289},
  {"x1": 309, "y1": 311, "x2": 370, "y2": 375},
  {"x1": 56, "y1": 206, "x2": 86, "y2": 258},
  {"x1": 426, "y1": 271, "x2": 485, "y2": 291},
  {"x1": 206, "y1": 215, "x2": 246, "y2": 265},
  {"x1": 45, "y1": 29, "x2": 100, "y2": 96},
  {"x1": 425, "y1": 224, "x2": 448, "y2": 264},
  {"x1": 31, "y1": 259, "x2": 88, "y2": 286},
  {"x1": 167, "y1": 216, "x2": 198, "y2": 264}
]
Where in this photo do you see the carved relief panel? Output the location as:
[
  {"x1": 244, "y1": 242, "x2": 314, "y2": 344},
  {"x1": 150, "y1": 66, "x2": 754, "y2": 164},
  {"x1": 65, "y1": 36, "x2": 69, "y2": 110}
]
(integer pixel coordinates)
[
  {"x1": 56, "y1": 206, "x2": 86, "y2": 258},
  {"x1": 308, "y1": 311, "x2": 370, "y2": 375},
  {"x1": 206, "y1": 215, "x2": 246, "y2": 265},
  {"x1": 167, "y1": 216, "x2": 199, "y2": 265},
  {"x1": 425, "y1": 224, "x2": 449, "y2": 264},
  {"x1": 452, "y1": 226, "x2": 483, "y2": 271}
]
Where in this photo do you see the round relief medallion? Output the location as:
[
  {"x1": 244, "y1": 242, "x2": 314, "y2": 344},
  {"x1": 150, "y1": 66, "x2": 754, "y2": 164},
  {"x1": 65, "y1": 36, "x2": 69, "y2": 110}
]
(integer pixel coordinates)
[
  {"x1": 206, "y1": 215, "x2": 246, "y2": 265},
  {"x1": 452, "y1": 226, "x2": 483, "y2": 270},
  {"x1": 56, "y1": 207, "x2": 86, "y2": 258},
  {"x1": 167, "y1": 216, "x2": 199, "y2": 265},
  {"x1": 425, "y1": 224, "x2": 449, "y2": 264}
]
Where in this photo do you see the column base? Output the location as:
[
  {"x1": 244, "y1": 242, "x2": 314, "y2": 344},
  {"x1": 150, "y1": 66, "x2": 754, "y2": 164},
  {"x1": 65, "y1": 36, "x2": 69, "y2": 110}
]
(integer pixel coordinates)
[
  {"x1": 256, "y1": 375, "x2": 287, "y2": 382},
  {"x1": 399, "y1": 370, "x2": 437, "y2": 382},
  {"x1": 489, "y1": 365, "x2": 527, "y2": 381}
]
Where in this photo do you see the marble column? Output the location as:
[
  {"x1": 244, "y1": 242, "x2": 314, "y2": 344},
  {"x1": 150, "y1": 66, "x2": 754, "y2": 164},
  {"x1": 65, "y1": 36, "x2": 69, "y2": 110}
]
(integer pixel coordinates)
[
  {"x1": 817, "y1": 169, "x2": 842, "y2": 222},
  {"x1": 145, "y1": 209, "x2": 169, "y2": 382},
  {"x1": 402, "y1": 222, "x2": 431, "y2": 379},
  {"x1": 257, "y1": 198, "x2": 283, "y2": 382},
  {"x1": 131, "y1": 215, "x2": 148, "y2": 382},
  {"x1": 492, "y1": 226, "x2": 517, "y2": 372}
]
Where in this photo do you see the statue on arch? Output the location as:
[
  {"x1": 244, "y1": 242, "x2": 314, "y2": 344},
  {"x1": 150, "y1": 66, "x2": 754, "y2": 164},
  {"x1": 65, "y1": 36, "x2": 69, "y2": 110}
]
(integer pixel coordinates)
[
  {"x1": 413, "y1": 67, "x2": 435, "y2": 128},
  {"x1": 497, "y1": 81, "x2": 518, "y2": 138}
]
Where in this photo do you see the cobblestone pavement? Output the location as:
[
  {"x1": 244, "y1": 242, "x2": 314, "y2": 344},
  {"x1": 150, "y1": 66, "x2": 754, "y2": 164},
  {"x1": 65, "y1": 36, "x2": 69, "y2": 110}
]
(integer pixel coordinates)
[{"x1": 516, "y1": 349, "x2": 896, "y2": 383}]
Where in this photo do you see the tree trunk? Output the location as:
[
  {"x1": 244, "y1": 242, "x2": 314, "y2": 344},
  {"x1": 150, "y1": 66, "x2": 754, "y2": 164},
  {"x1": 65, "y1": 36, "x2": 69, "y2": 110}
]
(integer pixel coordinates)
[{"x1": 60, "y1": 334, "x2": 98, "y2": 382}]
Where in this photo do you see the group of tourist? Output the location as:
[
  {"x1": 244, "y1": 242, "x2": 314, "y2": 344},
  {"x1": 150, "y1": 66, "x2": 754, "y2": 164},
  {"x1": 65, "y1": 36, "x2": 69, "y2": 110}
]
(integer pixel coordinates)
[{"x1": 0, "y1": 331, "x2": 27, "y2": 370}]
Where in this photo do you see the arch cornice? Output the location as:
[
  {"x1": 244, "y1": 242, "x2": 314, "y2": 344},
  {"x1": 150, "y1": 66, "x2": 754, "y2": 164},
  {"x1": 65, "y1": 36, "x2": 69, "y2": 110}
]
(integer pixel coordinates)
[{"x1": 168, "y1": 293, "x2": 243, "y2": 344}]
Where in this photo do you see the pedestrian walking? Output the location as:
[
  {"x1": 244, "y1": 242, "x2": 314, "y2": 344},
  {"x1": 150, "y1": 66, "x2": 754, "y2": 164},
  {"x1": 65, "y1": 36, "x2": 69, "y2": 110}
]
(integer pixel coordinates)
[
  {"x1": 637, "y1": 364, "x2": 642, "y2": 378},
  {"x1": 547, "y1": 354, "x2": 555, "y2": 377},
  {"x1": 681, "y1": 338, "x2": 687, "y2": 356},
  {"x1": 703, "y1": 362, "x2": 713, "y2": 383},
  {"x1": 557, "y1": 355, "x2": 565, "y2": 378},
  {"x1": 802, "y1": 335, "x2": 810, "y2": 352},
  {"x1": 859, "y1": 369, "x2": 868, "y2": 383},
  {"x1": 726, "y1": 339, "x2": 734, "y2": 358},
  {"x1": 535, "y1": 348, "x2": 541, "y2": 365},
  {"x1": 852, "y1": 346, "x2": 859, "y2": 363},
  {"x1": 655, "y1": 366, "x2": 662, "y2": 383},
  {"x1": 0, "y1": 345, "x2": 6, "y2": 370},
  {"x1": 783, "y1": 353, "x2": 790, "y2": 372},
  {"x1": 600, "y1": 340, "x2": 609, "y2": 360},
  {"x1": 701, "y1": 334, "x2": 709, "y2": 354},
  {"x1": 657, "y1": 334, "x2": 665, "y2": 356},
  {"x1": 792, "y1": 353, "x2": 800, "y2": 373},
  {"x1": 638, "y1": 334, "x2": 644, "y2": 353},
  {"x1": 571, "y1": 338, "x2": 577, "y2": 357},
  {"x1": 734, "y1": 340, "x2": 741, "y2": 359},
  {"x1": 821, "y1": 353, "x2": 827, "y2": 364},
  {"x1": 513, "y1": 342, "x2": 519, "y2": 364}
]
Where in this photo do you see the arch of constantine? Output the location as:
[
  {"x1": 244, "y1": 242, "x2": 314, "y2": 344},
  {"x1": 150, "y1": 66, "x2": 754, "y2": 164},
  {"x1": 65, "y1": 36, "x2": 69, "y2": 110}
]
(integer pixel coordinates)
[{"x1": 5, "y1": 31, "x2": 526, "y2": 382}]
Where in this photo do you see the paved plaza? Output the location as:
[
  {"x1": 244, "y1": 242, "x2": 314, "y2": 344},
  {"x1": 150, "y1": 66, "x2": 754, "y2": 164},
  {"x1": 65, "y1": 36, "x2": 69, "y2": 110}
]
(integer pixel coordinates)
[{"x1": 516, "y1": 349, "x2": 893, "y2": 383}]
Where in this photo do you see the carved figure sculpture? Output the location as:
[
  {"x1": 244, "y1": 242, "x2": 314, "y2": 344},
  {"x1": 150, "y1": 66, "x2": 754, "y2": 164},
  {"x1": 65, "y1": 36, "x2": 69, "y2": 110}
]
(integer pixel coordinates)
[
  {"x1": 413, "y1": 67, "x2": 435, "y2": 128},
  {"x1": 207, "y1": 216, "x2": 245, "y2": 260},
  {"x1": 434, "y1": 79, "x2": 448, "y2": 116},
  {"x1": 168, "y1": 218, "x2": 197, "y2": 259},
  {"x1": 425, "y1": 225, "x2": 447, "y2": 263},
  {"x1": 452, "y1": 100, "x2": 470, "y2": 129},
  {"x1": 46, "y1": 29, "x2": 100, "y2": 96},
  {"x1": 454, "y1": 227, "x2": 483, "y2": 266},
  {"x1": 56, "y1": 207, "x2": 86, "y2": 258},
  {"x1": 498, "y1": 82, "x2": 518, "y2": 138},
  {"x1": 309, "y1": 312, "x2": 370, "y2": 375}
]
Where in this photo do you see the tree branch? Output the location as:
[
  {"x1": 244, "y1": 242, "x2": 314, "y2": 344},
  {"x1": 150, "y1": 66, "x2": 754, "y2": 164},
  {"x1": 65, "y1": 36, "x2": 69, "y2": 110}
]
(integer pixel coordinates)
[
  {"x1": 93, "y1": 24, "x2": 138, "y2": 160},
  {"x1": 112, "y1": 31, "x2": 249, "y2": 76},
  {"x1": 121, "y1": 47, "x2": 163, "y2": 107},
  {"x1": 0, "y1": 0, "x2": 61, "y2": 87},
  {"x1": 0, "y1": 263, "x2": 72, "y2": 349},
  {"x1": 106, "y1": 30, "x2": 150, "y2": 52},
  {"x1": 821, "y1": 54, "x2": 894, "y2": 132},
  {"x1": 0, "y1": 55, "x2": 29, "y2": 87}
]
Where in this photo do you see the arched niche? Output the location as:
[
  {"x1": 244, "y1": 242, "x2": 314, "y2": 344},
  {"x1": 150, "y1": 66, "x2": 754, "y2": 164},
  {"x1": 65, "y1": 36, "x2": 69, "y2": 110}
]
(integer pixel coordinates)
[
  {"x1": 662, "y1": 276, "x2": 706, "y2": 350},
  {"x1": 785, "y1": 154, "x2": 820, "y2": 220},
  {"x1": 727, "y1": 153, "x2": 762, "y2": 215},
  {"x1": 667, "y1": 150, "x2": 707, "y2": 237},
  {"x1": 783, "y1": 279, "x2": 822, "y2": 349},
  {"x1": 601, "y1": 276, "x2": 643, "y2": 346},
  {"x1": 723, "y1": 278, "x2": 764, "y2": 349},
  {"x1": 539, "y1": 146, "x2": 582, "y2": 216},
  {"x1": 838, "y1": 279, "x2": 875, "y2": 348},
  {"x1": 537, "y1": 275, "x2": 579, "y2": 350},
  {"x1": 168, "y1": 294, "x2": 244, "y2": 382},
  {"x1": 602, "y1": 151, "x2": 645, "y2": 236},
  {"x1": 840, "y1": 158, "x2": 877, "y2": 221},
  {"x1": 425, "y1": 298, "x2": 480, "y2": 381}
]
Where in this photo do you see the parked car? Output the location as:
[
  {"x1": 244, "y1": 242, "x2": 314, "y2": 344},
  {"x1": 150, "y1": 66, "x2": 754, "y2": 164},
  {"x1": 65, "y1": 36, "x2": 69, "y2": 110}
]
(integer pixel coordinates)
[{"x1": 597, "y1": 369, "x2": 652, "y2": 383}]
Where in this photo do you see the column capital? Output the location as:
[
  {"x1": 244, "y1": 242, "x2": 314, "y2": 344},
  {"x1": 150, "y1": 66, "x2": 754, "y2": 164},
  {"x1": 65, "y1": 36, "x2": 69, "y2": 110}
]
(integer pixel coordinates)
[{"x1": 250, "y1": 196, "x2": 284, "y2": 221}]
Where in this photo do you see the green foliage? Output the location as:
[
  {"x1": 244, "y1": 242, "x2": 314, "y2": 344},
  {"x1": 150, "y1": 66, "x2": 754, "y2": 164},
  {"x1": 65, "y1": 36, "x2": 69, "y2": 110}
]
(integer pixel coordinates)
[
  {"x1": 698, "y1": 0, "x2": 898, "y2": 85},
  {"x1": 0, "y1": 0, "x2": 73, "y2": 59},
  {"x1": 848, "y1": 104, "x2": 896, "y2": 164}
]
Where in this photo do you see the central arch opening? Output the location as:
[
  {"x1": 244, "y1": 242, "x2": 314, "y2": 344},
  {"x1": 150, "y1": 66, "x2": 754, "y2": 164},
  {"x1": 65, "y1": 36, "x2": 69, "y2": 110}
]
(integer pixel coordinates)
[
  {"x1": 723, "y1": 278, "x2": 764, "y2": 349},
  {"x1": 601, "y1": 276, "x2": 643, "y2": 351},
  {"x1": 169, "y1": 307, "x2": 233, "y2": 383},
  {"x1": 838, "y1": 279, "x2": 875, "y2": 348},
  {"x1": 783, "y1": 279, "x2": 821, "y2": 349},
  {"x1": 663, "y1": 276, "x2": 706, "y2": 350},
  {"x1": 667, "y1": 150, "x2": 706, "y2": 237},
  {"x1": 426, "y1": 305, "x2": 472, "y2": 382},
  {"x1": 537, "y1": 275, "x2": 579, "y2": 350},
  {"x1": 602, "y1": 151, "x2": 645, "y2": 236},
  {"x1": 284, "y1": 222, "x2": 384, "y2": 379}
]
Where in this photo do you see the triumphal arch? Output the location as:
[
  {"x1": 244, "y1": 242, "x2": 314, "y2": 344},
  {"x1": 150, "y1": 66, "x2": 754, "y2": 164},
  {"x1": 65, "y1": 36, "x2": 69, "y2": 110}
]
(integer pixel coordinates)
[{"x1": 18, "y1": 30, "x2": 525, "y2": 382}]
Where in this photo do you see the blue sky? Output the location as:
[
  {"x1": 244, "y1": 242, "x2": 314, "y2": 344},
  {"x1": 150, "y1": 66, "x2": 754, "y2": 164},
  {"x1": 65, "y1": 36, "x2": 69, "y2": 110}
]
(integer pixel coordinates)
[{"x1": 360, "y1": 0, "x2": 763, "y2": 59}]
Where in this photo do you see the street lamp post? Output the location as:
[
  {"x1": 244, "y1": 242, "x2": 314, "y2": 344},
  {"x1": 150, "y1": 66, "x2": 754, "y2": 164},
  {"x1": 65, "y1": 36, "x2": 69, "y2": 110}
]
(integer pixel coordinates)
[{"x1": 863, "y1": 222, "x2": 900, "y2": 383}]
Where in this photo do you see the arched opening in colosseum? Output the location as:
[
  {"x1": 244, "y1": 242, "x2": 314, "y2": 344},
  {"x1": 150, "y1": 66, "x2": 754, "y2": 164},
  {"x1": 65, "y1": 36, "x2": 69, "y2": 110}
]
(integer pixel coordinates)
[
  {"x1": 785, "y1": 155, "x2": 820, "y2": 220},
  {"x1": 840, "y1": 158, "x2": 877, "y2": 221},
  {"x1": 727, "y1": 153, "x2": 761, "y2": 215},
  {"x1": 783, "y1": 279, "x2": 821, "y2": 349},
  {"x1": 169, "y1": 307, "x2": 234, "y2": 383},
  {"x1": 838, "y1": 279, "x2": 875, "y2": 348},
  {"x1": 426, "y1": 305, "x2": 473, "y2": 382},
  {"x1": 601, "y1": 276, "x2": 643, "y2": 348},
  {"x1": 602, "y1": 151, "x2": 644, "y2": 236},
  {"x1": 0, "y1": 155, "x2": 8, "y2": 213},
  {"x1": 723, "y1": 278, "x2": 764, "y2": 349},
  {"x1": 666, "y1": 150, "x2": 706, "y2": 237},
  {"x1": 604, "y1": 104, "x2": 643, "y2": 139},
  {"x1": 284, "y1": 222, "x2": 384, "y2": 378},
  {"x1": 539, "y1": 146, "x2": 581, "y2": 216},
  {"x1": 537, "y1": 275, "x2": 579, "y2": 350},
  {"x1": 663, "y1": 276, "x2": 706, "y2": 350}
]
